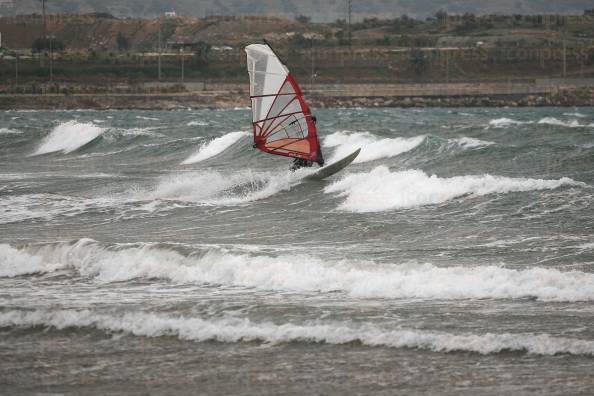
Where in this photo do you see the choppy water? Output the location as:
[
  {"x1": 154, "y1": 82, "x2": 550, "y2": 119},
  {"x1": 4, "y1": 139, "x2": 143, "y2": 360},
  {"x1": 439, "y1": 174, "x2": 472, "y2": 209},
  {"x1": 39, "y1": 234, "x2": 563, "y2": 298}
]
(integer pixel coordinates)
[{"x1": 1, "y1": 107, "x2": 593, "y2": 395}]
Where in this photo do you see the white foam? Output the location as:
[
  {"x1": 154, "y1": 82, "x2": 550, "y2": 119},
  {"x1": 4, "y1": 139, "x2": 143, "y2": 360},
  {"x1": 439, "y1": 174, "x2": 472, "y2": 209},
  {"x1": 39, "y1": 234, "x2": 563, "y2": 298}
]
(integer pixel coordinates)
[
  {"x1": 487, "y1": 118, "x2": 531, "y2": 128},
  {"x1": 2, "y1": 309, "x2": 593, "y2": 356},
  {"x1": 187, "y1": 120, "x2": 208, "y2": 127},
  {"x1": 0, "y1": 244, "x2": 65, "y2": 277},
  {"x1": 324, "y1": 131, "x2": 424, "y2": 164},
  {"x1": 143, "y1": 168, "x2": 298, "y2": 205},
  {"x1": 182, "y1": 131, "x2": 248, "y2": 164},
  {"x1": 0, "y1": 193, "x2": 121, "y2": 225},
  {"x1": 135, "y1": 116, "x2": 160, "y2": 121},
  {"x1": 112, "y1": 127, "x2": 160, "y2": 137},
  {"x1": 0, "y1": 194, "x2": 71, "y2": 224},
  {"x1": 325, "y1": 166, "x2": 585, "y2": 213},
  {"x1": 3, "y1": 240, "x2": 594, "y2": 302},
  {"x1": 32, "y1": 121, "x2": 105, "y2": 155},
  {"x1": 0, "y1": 128, "x2": 22, "y2": 135},
  {"x1": 563, "y1": 112, "x2": 586, "y2": 118},
  {"x1": 450, "y1": 137, "x2": 495, "y2": 148},
  {"x1": 538, "y1": 117, "x2": 592, "y2": 128},
  {"x1": 0, "y1": 169, "x2": 292, "y2": 224}
]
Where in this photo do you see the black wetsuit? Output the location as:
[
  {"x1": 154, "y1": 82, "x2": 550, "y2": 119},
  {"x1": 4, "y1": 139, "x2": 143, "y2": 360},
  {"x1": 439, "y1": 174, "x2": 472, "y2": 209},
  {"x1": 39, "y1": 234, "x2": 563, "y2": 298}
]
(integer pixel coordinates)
[{"x1": 290, "y1": 158, "x2": 313, "y2": 171}]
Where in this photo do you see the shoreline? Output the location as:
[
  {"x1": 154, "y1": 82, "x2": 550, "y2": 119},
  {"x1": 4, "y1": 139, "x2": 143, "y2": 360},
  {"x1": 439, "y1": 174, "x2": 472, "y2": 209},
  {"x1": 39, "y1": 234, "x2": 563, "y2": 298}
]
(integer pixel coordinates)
[{"x1": 1, "y1": 88, "x2": 593, "y2": 110}]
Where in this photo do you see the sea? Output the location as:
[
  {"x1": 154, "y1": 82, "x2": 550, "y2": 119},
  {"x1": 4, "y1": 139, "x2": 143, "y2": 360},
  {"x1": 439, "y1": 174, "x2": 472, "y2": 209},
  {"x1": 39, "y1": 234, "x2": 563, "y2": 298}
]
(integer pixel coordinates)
[{"x1": 1, "y1": 107, "x2": 593, "y2": 395}]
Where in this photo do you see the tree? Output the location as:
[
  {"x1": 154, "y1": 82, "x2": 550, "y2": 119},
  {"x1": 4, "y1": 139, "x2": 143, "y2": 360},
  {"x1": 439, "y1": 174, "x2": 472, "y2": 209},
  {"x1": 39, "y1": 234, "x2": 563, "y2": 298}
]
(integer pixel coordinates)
[
  {"x1": 31, "y1": 37, "x2": 65, "y2": 53},
  {"x1": 409, "y1": 48, "x2": 428, "y2": 79},
  {"x1": 335, "y1": 29, "x2": 348, "y2": 46},
  {"x1": 455, "y1": 13, "x2": 479, "y2": 33},
  {"x1": 116, "y1": 32, "x2": 130, "y2": 51},
  {"x1": 296, "y1": 15, "x2": 310, "y2": 24},
  {"x1": 393, "y1": 14, "x2": 416, "y2": 32},
  {"x1": 435, "y1": 10, "x2": 448, "y2": 27}
]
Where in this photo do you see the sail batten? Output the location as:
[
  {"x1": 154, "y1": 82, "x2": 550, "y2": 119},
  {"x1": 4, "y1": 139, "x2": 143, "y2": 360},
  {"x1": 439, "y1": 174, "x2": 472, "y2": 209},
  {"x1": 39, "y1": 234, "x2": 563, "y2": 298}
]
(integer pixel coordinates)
[{"x1": 245, "y1": 43, "x2": 321, "y2": 162}]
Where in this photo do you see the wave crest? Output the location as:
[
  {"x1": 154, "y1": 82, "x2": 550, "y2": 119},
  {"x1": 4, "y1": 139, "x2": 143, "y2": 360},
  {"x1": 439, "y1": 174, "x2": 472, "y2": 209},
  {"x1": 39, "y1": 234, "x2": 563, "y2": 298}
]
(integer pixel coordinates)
[
  {"x1": 182, "y1": 131, "x2": 248, "y2": 164},
  {"x1": 1, "y1": 309, "x2": 593, "y2": 356},
  {"x1": 324, "y1": 131, "x2": 424, "y2": 164},
  {"x1": 3, "y1": 240, "x2": 594, "y2": 302},
  {"x1": 32, "y1": 121, "x2": 105, "y2": 155},
  {"x1": 325, "y1": 166, "x2": 585, "y2": 213}
]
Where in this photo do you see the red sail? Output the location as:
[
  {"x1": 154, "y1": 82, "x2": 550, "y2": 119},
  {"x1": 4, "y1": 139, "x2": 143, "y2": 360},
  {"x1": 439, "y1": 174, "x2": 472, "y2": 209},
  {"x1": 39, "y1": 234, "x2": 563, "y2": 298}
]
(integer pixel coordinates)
[{"x1": 246, "y1": 44, "x2": 321, "y2": 162}]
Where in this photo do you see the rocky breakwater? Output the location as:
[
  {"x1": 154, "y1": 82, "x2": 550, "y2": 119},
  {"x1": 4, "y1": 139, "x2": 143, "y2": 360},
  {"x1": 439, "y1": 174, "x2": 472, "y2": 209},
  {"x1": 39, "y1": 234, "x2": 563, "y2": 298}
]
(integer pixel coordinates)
[{"x1": 309, "y1": 88, "x2": 594, "y2": 108}]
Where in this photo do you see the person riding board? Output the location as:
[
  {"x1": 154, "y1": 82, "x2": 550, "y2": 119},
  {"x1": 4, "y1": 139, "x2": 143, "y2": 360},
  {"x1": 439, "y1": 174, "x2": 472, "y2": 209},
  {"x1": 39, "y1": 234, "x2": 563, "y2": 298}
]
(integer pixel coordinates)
[{"x1": 290, "y1": 115, "x2": 324, "y2": 171}]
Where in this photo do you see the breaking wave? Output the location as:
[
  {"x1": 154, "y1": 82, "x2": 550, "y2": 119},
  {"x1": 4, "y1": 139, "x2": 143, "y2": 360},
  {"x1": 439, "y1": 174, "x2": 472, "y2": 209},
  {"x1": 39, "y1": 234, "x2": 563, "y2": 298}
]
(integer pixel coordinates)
[
  {"x1": 537, "y1": 117, "x2": 593, "y2": 128},
  {"x1": 143, "y1": 168, "x2": 297, "y2": 205},
  {"x1": 0, "y1": 169, "x2": 299, "y2": 224},
  {"x1": 108, "y1": 127, "x2": 162, "y2": 138},
  {"x1": 450, "y1": 137, "x2": 494, "y2": 148},
  {"x1": 0, "y1": 128, "x2": 22, "y2": 135},
  {"x1": 187, "y1": 120, "x2": 208, "y2": 127},
  {"x1": 1, "y1": 309, "x2": 593, "y2": 356},
  {"x1": 2, "y1": 239, "x2": 594, "y2": 302},
  {"x1": 324, "y1": 131, "x2": 424, "y2": 164},
  {"x1": 182, "y1": 131, "x2": 249, "y2": 164},
  {"x1": 488, "y1": 117, "x2": 593, "y2": 129},
  {"x1": 563, "y1": 112, "x2": 586, "y2": 118},
  {"x1": 325, "y1": 166, "x2": 585, "y2": 213},
  {"x1": 32, "y1": 121, "x2": 105, "y2": 155},
  {"x1": 487, "y1": 118, "x2": 532, "y2": 128}
]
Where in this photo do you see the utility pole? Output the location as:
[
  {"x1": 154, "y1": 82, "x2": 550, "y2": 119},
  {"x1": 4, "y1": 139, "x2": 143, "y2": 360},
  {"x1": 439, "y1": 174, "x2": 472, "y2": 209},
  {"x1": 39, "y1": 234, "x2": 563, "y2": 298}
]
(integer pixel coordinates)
[
  {"x1": 49, "y1": 35, "x2": 53, "y2": 84},
  {"x1": 562, "y1": 38, "x2": 567, "y2": 78},
  {"x1": 346, "y1": 0, "x2": 352, "y2": 47},
  {"x1": 158, "y1": 22, "x2": 162, "y2": 81},
  {"x1": 40, "y1": 0, "x2": 47, "y2": 67},
  {"x1": 445, "y1": 50, "x2": 449, "y2": 83},
  {"x1": 42, "y1": 0, "x2": 47, "y2": 39},
  {"x1": 180, "y1": 47, "x2": 185, "y2": 82},
  {"x1": 562, "y1": 18, "x2": 567, "y2": 79},
  {"x1": 310, "y1": 39, "x2": 314, "y2": 91},
  {"x1": 580, "y1": 44, "x2": 584, "y2": 78}
]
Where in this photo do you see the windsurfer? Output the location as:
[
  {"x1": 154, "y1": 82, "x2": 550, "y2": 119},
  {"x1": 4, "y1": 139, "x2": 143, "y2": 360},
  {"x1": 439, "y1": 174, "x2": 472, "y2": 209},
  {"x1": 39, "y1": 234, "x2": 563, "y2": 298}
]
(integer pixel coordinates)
[{"x1": 290, "y1": 115, "x2": 324, "y2": 171}]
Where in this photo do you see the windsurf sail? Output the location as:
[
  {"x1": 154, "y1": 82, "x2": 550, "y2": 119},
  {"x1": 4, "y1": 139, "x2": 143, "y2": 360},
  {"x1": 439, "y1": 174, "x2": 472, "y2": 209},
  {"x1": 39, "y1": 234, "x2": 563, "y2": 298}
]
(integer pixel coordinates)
[{"x1": 245, "y1": 42, "x2": 323, "y2": 164}]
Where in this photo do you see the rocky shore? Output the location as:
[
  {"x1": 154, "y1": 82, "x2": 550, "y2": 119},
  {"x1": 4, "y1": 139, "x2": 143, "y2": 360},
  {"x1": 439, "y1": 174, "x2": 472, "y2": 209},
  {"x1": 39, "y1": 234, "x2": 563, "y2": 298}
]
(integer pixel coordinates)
[
  {"x1": 0, "y1": 88, "x2": 592, "y2": 110},
  {"x1": 310, "y1": 88, "x2": 594, "y2": 108}
]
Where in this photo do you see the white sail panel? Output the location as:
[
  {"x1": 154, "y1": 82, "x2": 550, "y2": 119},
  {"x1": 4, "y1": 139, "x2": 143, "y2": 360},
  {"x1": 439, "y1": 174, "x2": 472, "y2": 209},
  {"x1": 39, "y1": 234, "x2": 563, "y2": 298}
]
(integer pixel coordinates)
[
  {"x1": 245, "y1": 44, "x2": 289, "y2": 122},
  {"x1": 245, "y1": 42, "x2": 322, "y2": 162}
]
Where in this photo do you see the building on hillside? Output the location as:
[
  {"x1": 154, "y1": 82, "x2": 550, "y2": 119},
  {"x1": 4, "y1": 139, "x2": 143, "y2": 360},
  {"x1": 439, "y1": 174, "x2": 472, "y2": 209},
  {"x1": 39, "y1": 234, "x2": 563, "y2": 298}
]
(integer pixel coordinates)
[
  {"x1": 166, "y1": 40, "x2": 209, "y2": 52},
  {"x1": 165, "y1": 11, "x2": 177, "y2": 18}
]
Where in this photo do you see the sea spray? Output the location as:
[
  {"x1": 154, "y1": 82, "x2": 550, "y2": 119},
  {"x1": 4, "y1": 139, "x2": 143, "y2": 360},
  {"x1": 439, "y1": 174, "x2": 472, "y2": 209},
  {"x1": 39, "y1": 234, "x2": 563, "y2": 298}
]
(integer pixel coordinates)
[
  {"x1": 32, "y1": 121, "x2": 105, "y2": 155},
  {"x1": 324, "y1": 131, "x2": 424, "y2": 163},
  {"x1": 182, "y1": 131, "x2": 249, "y2": 164}
]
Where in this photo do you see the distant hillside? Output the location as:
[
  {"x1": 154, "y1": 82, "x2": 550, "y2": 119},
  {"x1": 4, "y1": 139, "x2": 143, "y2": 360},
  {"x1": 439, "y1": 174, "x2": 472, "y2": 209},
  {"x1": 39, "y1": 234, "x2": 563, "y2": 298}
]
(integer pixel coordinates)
[{"x1": 4, "y1": 0, "x2": 594, "y2": 21}]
